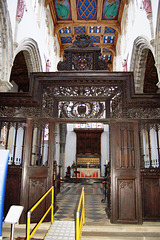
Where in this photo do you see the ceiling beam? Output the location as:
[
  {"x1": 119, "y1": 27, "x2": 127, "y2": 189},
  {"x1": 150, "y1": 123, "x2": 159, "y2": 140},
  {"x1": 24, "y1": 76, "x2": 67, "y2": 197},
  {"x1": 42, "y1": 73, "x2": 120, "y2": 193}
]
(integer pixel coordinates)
[
  {"x1": 58, "y1": 32, "x2": 116, "y2": 37},
  {"x1": 44, "y1": 0, "x2": 52, "y2": 7},
  {"x1": 97, "y1": 0, "x2": 103, "y2": 21},
  {"x1": 70, "y1": 0, "x2": 77, "y2": 22},
  {"x1": 55, "y1": 21, "x2": 121, "y2": 34},
  {"x1": 47, "y1": 1, "x2": 57, "y2": 26}
]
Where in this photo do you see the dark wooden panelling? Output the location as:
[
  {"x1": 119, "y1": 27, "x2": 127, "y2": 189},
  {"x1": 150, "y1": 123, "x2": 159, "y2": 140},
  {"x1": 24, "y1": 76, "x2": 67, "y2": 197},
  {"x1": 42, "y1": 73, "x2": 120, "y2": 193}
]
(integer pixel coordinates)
[
  {"x1": 142, "y1": 176, "x2": 160, "y2": 220},
  {"x1": 28, "y1": 177, "x2": 47, "y2": 223},
  {"x1": 74, "y1": 129, "x2": 103, "y2": 155},
  {"x1": 4, "y1": 167, "x2": 22, "y2": 217},
  {"x1": 111, "y1": 121, "x2": 142, "y2": 224},
  {"x1": 118, "y1": 179, "x2": 136, "y2": 220}
]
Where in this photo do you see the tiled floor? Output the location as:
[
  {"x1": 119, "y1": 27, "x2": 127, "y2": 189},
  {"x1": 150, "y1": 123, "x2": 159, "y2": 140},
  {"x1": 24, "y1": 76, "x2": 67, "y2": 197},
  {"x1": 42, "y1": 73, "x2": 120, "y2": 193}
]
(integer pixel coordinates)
[
  {"x1": 44, "y1": 179, "x2": 107, "y2": 239},
  {"x1": 54, "y1": 179, "x2": 107, "y2": 223}
]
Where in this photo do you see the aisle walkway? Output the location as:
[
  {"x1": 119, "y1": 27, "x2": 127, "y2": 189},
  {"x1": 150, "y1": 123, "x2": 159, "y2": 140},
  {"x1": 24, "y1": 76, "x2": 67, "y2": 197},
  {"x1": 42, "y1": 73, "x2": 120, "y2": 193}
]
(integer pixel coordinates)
[
  {"x1": 44, "y1": 179, "x2": 107, "y2": 239},
  {"x1": 54, "y1": 180, "x2": 107, "y2": 223},
  {"x1": 45, "y1": 221, "x2": 75, "y2": 240}
]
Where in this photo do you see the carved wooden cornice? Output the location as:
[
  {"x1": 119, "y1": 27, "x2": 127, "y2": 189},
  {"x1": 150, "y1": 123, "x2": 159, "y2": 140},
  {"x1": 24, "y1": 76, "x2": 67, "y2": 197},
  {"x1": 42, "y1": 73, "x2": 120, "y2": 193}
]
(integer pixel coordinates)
[
  {"x1": 141, "y1": 168, "x2": 160, "y2": 176},
  {"x1": 0, "y1": 72, "x2": 159, "y2": 120}
]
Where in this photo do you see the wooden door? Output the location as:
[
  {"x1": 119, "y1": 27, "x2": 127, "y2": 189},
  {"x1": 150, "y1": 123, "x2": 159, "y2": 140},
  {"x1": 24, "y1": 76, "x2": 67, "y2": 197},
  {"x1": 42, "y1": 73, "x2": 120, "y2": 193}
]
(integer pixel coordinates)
[{"x1": 110, "y1": 121, "x2": 142, "y2": 224}]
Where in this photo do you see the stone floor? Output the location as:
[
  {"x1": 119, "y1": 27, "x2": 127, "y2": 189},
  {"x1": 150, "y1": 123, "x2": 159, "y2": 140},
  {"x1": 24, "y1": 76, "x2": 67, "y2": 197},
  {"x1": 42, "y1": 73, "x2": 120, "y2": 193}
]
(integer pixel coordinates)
[{"x1": 54, "y1": 179, "x2": 107, "y2": 223}]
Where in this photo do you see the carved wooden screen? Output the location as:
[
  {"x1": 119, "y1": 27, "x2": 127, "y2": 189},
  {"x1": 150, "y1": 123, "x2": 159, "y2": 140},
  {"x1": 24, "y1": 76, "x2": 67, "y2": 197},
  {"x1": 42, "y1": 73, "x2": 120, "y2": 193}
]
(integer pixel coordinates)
[
  {"x1": 75, "y1": 129, "x2": 103, "y2": 155},
  {"x1": 110, "y1": 121, "x2": 142, "y2": 224}
]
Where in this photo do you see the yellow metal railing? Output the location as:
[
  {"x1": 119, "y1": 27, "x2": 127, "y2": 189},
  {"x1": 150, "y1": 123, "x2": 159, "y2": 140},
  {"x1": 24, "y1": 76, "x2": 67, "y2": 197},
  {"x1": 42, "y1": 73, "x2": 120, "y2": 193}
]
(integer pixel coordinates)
[
  {"x1": 76, "y1": 187, "x2": 85, "y2": 240},
  {"x1": 26, "y1": 186, "x2": 54, "y2": 240}
]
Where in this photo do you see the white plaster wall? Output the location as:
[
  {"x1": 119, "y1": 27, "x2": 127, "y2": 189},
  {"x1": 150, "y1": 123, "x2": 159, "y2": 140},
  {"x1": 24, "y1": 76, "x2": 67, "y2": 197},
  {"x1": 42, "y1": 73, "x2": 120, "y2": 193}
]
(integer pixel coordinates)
[
  {"x1": 65, "y1": 124, "x2": 76, "y2": 174},
  {"x1": 114, "y1": 0, "x2": 159, "y2": 71},
  {"x1": 55, "y1": 123, "x2": 60, "y2": 166},
  {"x1": 6, "y1": 0, "x2": 60, "y2": 72},
  {"x1": 101, "y1": 124, "x2": 109, "y2": 177}
]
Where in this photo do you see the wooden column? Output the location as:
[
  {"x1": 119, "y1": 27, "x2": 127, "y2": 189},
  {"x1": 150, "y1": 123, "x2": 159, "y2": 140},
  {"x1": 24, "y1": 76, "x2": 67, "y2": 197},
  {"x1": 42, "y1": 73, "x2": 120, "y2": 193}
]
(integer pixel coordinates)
[{"x1": 20, "y1": 118, "x2": 33, "y2": 223}]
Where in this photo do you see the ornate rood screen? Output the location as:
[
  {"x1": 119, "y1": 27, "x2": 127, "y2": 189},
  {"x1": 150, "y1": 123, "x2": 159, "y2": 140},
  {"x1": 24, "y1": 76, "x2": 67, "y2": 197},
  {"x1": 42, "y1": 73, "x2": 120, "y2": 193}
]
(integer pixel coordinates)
[
  {"x1": 29, "y1": 34, "x2": 160, "y2": 120},
  {"x1": 41, "y1": 34, "x2": 123, "y2": 120}
]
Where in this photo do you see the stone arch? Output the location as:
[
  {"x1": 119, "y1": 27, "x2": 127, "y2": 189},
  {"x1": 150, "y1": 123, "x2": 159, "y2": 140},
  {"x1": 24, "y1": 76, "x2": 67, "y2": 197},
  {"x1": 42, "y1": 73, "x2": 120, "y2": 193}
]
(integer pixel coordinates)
[
  {"x1": 0, "y1": 0, "x2": 13, "y2": 91},
  {"x1": 14, "y1": 38, "x2": 43, "y2": 74},
  {"x1": 130, "y1": 36, "x2": 154, "y2": 93}
]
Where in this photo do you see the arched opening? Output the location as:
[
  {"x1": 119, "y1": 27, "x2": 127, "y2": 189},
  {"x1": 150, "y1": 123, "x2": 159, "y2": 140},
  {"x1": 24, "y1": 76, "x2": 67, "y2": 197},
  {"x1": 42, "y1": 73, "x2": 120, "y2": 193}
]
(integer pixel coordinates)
[
  {"x1": 9, "y1": 51, "x2": 29, "y2": 92},
  {"x1": 143, "y1": 50, "x2": 158, "y2": 93}
]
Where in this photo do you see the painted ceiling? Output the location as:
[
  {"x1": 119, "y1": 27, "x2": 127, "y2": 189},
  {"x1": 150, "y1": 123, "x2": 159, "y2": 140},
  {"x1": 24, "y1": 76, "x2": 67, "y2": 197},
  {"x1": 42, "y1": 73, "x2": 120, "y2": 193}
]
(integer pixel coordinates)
[{"x1": 45, "y1": 0, "x2": 128, "y2": 70}]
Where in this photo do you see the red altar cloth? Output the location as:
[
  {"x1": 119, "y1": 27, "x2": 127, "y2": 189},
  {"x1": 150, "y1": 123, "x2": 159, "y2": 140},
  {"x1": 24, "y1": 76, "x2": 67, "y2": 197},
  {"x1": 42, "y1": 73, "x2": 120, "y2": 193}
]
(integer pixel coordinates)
[{"x1": 77, "y1": 168, "x2": 100, "y2": 178}]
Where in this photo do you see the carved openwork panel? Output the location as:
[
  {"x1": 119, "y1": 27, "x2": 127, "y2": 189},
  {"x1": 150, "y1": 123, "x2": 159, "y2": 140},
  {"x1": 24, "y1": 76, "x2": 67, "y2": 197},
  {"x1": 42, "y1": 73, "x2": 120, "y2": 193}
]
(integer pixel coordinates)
[
  {"x1": 49, "y1": 85, "x2": 119, "y2": 97},
  {"x1": 42, "y1": 84, "x2": 122, "y2": 119},
  {"x1": 127, "y1": 108, "x2": 160, "y2": 119},
  {"x1": 57, "y1": 34, "x2": 109, "y2": 71},
  {"x1": 72, "y1": 53, "x2": 93, "y2": 70},
  {"x1": 58, "y1": 101, "x2": 105, "y2": 119}
]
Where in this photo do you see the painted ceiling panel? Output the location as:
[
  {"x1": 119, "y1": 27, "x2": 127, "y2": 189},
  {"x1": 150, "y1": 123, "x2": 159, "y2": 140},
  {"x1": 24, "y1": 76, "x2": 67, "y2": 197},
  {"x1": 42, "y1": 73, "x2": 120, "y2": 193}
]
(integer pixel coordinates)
[
  {"x1": 50, "y1": 0, "x2": 127, "y2": 70},
  {"x1": 102, "y1": 0, "x2": 121, "y2": 20},
  {"x1": 54, "y1": 0, "x2": 72, "y2": 20},
  {"x1": 77, "y1": 0, "x2": 97, "y2": 20}
]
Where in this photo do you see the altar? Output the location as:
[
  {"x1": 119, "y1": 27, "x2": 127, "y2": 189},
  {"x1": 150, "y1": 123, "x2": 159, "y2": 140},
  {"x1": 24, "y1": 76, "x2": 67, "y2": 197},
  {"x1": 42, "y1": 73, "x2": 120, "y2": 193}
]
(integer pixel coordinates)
[{"x1": 77, "y1": 168, "x2": 100, "y2": 178}]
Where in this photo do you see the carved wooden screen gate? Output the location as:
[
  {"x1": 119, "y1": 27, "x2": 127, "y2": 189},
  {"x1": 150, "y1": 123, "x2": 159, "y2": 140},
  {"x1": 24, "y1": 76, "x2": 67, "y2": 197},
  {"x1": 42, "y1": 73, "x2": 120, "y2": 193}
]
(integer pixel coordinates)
[
  {"x1": 110, "y1": 121, "x2": 142, "y2": 224},
  {"x1": 1, "y1": 35, "x2": 160, "y2": 224}
]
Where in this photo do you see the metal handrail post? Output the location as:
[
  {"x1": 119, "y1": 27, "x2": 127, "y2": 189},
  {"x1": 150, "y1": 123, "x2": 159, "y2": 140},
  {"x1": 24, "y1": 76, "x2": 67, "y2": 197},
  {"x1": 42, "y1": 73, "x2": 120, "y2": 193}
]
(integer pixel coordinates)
[
  {"x1": 27, "y1": 211, "x2": 31, "y2": 240},
  {"x1": 82, "y1": 187, "x2": 85, "y2": 225},
  {"x1": 76, "y1": 211, "x2": 80, "y2": 240},
  {"x1": 51, "y1": 187, "x2": 54, "y2": 223},
  {"x1": 10, "y1": 224, "x2": 15, "y2": 240},
  {"x1": 26, "y1": 186, "x2": 54, "y2": 239}
]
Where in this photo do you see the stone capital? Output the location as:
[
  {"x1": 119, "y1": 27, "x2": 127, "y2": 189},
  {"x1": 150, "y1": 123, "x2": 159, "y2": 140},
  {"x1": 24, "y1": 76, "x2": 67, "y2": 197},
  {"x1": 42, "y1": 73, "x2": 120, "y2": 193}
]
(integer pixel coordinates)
[
  {"x1": 0, "y1": 80, "x2": 13, "y2": 92},
  {"x1": 156, "y1": 81, "x2": 160, "y2": 89}
]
